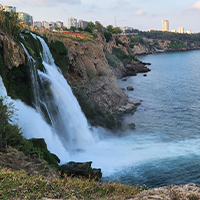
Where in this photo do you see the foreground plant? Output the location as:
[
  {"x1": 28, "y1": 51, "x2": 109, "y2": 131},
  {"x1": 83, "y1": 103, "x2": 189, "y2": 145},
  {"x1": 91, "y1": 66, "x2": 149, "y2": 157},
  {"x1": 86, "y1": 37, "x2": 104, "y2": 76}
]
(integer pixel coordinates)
[{"x1": 0, "y1": 168, "x2": 144, "y2": 200}]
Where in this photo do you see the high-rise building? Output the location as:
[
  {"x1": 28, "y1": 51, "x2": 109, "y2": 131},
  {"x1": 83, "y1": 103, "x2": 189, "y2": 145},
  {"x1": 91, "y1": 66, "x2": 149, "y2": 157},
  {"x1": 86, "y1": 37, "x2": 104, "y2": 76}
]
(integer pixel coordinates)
[
  {"x1": 178, "y1": 27, "x2": 184, "y2": 34},
  {"x1": 77, "y1": 20, "x2": 88, "y2": 29},
  {"x1": 187, "y1": 30, "x2": 191, "y2": 34},
  {"x1": 0, "y1": 5, "x2": 16, "y2": 12},
  {"x1": 68, "y1": 18, "x2": 77, "y2": 28},
  {"x1": 18, "y1": 12, "x2": 33, "y2": 25},
  {"x1": 56, "y1": 21, "x2": 64, "y2": 28},
  {"x1": 42, "y1": 21, "x2": 49, "y2": 29},
  {"x1": 162, "y1": 20, "x2": 169, "y2": 32},
  {"x1": 33, "y1": 21, "x2": 42, "y2": 29}
]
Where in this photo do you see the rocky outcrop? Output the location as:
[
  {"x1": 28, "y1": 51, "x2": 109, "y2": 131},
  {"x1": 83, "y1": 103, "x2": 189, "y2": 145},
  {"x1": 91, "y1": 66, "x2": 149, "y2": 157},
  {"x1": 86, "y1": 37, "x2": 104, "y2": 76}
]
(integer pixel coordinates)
[
  {"x1": 61, "y1": 161, "x2": 102, "y2": 181},
  {"x1": 44, "y1": 34, "x2": 139, "y2": 115},
  {"x1": 0, "y1": 30, "x2": 25, "y2": 69},
  {"x1": 130, "y1": 183, "x2": 200, "y2": 200},
  {"x1": 0, "y1": 148, "x2": 59, "y2": 178}
]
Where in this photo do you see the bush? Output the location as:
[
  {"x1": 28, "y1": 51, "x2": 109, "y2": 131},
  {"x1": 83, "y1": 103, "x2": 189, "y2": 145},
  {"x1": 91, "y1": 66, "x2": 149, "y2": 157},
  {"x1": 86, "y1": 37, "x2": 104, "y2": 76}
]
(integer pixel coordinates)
[{"x1": 104, "y1": 32, "x2": 112, "y2": 43}]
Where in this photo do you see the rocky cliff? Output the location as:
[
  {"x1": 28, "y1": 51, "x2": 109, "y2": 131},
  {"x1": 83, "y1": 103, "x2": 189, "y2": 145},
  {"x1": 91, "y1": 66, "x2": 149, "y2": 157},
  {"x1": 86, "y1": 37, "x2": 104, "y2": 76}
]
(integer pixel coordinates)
[{"x1": 130, "y1": 36, "x2": 200, "y2": 55}]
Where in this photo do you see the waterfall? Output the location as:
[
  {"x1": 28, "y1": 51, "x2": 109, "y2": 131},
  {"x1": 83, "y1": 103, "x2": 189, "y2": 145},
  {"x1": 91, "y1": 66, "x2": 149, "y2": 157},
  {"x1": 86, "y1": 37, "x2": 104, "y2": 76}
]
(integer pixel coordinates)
[{"x1": 20, "y1": 34, "x2": 93, "y2": 153}]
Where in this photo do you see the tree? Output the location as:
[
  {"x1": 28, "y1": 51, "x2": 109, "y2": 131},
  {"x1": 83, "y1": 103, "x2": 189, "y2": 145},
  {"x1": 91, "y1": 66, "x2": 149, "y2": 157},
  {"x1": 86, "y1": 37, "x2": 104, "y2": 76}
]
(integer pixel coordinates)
[
  {"x1": 69, "y1": 26, "x2": 76, "y2": 32},
  {"x1": 113, "y1": 27, "x2": 122, "y2": 34},
  {"x1": 86, "y1": 21, "x2": 95, "y2": 31},
  {"x1": 106, "y1": 25, "x2": 113, "y2": 33},
  {"x1": 77, "y1": 27, "x2": 83, "y2": 32},
  {"x1": 95, "y1": 21, "x2": 103, "y2": 33}
]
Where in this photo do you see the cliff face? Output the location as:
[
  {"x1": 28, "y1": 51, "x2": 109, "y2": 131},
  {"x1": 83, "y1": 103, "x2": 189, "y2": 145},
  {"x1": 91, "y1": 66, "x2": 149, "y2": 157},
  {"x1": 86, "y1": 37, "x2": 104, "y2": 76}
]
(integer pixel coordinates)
[
  {"x1": 0, "y1": 30, "x2": 25, "y2": 69},
  {"x1": 131, "y1": 37, "x2": 200, "y2": 55},
  {"x1": 44, "y1": 34, "x2": 141, "y2": 117}
]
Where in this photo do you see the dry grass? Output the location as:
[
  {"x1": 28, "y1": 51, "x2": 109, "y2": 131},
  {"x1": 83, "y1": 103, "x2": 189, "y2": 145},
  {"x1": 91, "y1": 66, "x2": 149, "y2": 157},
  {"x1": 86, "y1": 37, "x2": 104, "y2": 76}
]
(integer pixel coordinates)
[{"x1": 0, "y1": 168, "x2": 145, "y2": 200}]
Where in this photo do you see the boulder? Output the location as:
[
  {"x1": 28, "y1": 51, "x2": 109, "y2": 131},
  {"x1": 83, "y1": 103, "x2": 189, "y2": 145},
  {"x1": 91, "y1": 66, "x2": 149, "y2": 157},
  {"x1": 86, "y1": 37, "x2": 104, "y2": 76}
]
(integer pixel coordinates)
[
  {"x1": 61, "y1": 161, "x2": 102, "y2": 181},
  {"x1": 127, "y1": 86, "x2": 134, "y2": 91}
]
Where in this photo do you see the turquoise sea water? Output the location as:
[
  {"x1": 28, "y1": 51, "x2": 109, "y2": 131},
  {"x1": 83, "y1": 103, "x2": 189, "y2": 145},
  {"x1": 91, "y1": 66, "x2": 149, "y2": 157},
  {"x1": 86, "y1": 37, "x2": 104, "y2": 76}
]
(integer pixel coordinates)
[{"x1": 103, "y1": 50, "x2": 200, "y2": 188}]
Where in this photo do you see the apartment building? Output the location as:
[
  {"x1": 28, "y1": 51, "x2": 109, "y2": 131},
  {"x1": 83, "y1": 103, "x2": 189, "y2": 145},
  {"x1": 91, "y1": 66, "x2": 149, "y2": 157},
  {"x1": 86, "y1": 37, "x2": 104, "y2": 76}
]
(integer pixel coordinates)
[
  {"x1": 18, "y1": 12, "x2": 33, "y2": 25},
  {"x1": 68, "y1": 18, "x2": 77, "y2": 28},
  {"x1": 0, "y1": 5, "x2": 16, "y2": 12},
  {"x1": 162, "y1": 20, "x2": 169, "y2": 32},
  {"x1": 178, "y1": 27, "x2": 184, "y2": 33},
  {"x1": 56, "y1": 21, "x2": 64, "y2": 28},
  {"x1": 77, "y1": 20, "x2": 88, "y2": 29},
  {"x1": 33, "y1": 21, "x2": 42, "y2": 29}
]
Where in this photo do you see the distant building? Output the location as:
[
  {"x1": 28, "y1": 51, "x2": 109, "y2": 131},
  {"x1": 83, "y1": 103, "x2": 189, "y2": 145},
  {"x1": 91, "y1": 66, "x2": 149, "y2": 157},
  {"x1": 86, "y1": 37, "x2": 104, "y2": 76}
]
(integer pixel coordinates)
[
  {"x1": 178, "y1": 27, "x2": 184, "y2": 33},
  {"x1": 42, "y1": 21, "x2": 49, "y2": 29},
  {"x1": 18, "y1": 12, "x2": 33, "y2": 25},
  {"x1": 187, "y1": 30, "x2": 191, "y2": 34},
  {"x1": 33, "y1": 21, "x2": 42, "y2": 29},
  {"x1": 162, "y1": 20, "x2": 169, "y2": 31},
  {"x1": 68, "y1": 17, "x2": 77, "y2": 28},
  {"x1": 0, "y1": 5, "x2": 16, "y2": 12},
  {"x1": 120, "y1": 26, "x2": 133, "y2": 33},
  {"x1": 77, "y1": 20, "x2": 88, "y2": 29},
  {"x1": 171, "y1": 29, "x2": 177, "y2": 33},
  {"x1": 149, "y1": 29, "x2": 157, "y2": 32},
  {"x1": 56, "y1": 21, "x2": 63, "y2": 28}
]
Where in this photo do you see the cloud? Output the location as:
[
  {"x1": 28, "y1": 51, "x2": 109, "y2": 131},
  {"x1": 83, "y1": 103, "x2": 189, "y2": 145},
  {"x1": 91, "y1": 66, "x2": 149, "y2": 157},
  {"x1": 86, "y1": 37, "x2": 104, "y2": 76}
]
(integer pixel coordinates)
[
  {"x1": 134, "y1": 10, "x2": 146, "y2": 15},
  {"x1": 188, "y1": 1, "x2": 200, "y2": 10},
  {"x1": 1, "y1": 0, "x2": 81, "y2": 6}
]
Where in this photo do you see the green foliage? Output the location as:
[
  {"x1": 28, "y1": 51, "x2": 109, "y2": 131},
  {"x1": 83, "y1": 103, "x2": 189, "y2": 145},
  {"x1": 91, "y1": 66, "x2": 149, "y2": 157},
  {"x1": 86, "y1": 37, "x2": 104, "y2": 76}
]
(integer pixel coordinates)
[
  {"x1": 20, "y1": 32, "x2": 44, "y2": 71},
  {"x1": 87, "y1": 69, "x2": 95, "y2": 79},
  {"x1": 104, "y1": 51, "x2": 120, "y2": 69},
  {"x1": 72, "y1": 88, "x2": 121, "y2": 129},
  {"x1": 169, "y1": 39, "x2": 186, "y2": 49},
  {"x1": 86, "y1": 21, "x2": 95, "y2": 31},
  {"x1": 106, "y1": 25, "x2": 114, "y2": 33},
  {"x1": 0, "y1": 99, "x2": 60, "y2": 170},
  {"x1": 69, "y1": 26, "x2": 76, "y2": 32},
  {"x1": 95, "y1": 21, "x2": 103, "y2": 33},
  {"x1": 112, "y1": 47, "x2": 137, "y2": 65},
  {"x1": 0, "y1": 9, "x2": 22, "y2": 39},
  {"x1": 113, "y1": 27, "x2": 122, "y2": 34},
  {"x1": 77, "y1": 27, "x2": 83, "y2": 32},
  {"x1": 48, "y1": 40, "x2": 69, "y2": 75},
  {"x1": 29, "y1": 138, "x2": 61, "y2": 171},
  {"x1": 104, "y1": 32, "x2": 112, "y2": 42},
  {"x1": 0, "y1": 98, "x2": 33, "y2": 154},
  {"x1": 98, "y1": 71, "x2": 107, "y2": 76},
  {"x1": 130, "y1": 36, "x2": 145, "y2": 45},
  {"x1": 0, "y1": 46, "x2": 31, "y2": 105},
  {"x1": 84, "y1": 27, "x2": 92, "y2": 33},
  {"x1": 115, "y1": 36, "x2": 125, "y2": 46}
]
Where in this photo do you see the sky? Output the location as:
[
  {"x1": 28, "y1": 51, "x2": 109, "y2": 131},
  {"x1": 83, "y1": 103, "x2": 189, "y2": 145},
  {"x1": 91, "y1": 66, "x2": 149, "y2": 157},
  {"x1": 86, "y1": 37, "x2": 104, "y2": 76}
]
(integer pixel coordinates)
[{"x1": 1, "y1": 0, "x2": 200, "y2": 33}]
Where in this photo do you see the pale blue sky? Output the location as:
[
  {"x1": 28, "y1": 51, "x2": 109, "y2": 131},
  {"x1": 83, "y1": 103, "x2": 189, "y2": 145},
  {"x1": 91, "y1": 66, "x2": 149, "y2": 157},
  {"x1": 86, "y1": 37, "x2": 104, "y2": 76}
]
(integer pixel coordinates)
[{"x1": 2, "y1": 0, "x2": 200, "y2": 33}]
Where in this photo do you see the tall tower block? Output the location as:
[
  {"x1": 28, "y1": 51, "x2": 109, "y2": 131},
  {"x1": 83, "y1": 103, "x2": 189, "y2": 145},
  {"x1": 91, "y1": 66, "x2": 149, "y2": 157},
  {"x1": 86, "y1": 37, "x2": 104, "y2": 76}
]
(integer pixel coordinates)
[{"x1": 162, "y1": 20, "x2": 169, "y2": 31}]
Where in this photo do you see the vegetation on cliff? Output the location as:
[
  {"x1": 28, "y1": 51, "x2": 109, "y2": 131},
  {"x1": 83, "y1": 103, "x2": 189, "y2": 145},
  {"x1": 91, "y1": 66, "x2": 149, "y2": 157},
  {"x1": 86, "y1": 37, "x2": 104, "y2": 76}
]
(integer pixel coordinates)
[
  {"x1": 0, "y1": 9, "x2": 21, "y2": 39},
  {"x1": 0, "y1": 99, "x2": 60, "y2": 170}
]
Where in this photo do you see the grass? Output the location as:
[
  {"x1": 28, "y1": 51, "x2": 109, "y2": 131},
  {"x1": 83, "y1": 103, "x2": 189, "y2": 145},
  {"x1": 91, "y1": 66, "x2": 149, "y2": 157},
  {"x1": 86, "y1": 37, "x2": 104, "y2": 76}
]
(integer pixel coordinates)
[{"x1": 0, "y1": 167, "x2": 144, "y2": 200}]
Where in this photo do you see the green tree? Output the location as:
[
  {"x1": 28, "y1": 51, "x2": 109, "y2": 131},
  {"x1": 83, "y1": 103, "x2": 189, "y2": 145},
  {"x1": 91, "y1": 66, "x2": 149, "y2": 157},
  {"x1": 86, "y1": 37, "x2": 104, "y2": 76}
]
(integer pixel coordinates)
[
  {"x1": 0, "y1": 9, "x2": 21, "y2": 38},
  {"x1": 113, "y1": 27, "x2": 122, "y2": 34},
  {"x1": 95, "y1": 21, "x2": 103, "y2": 32},
  {"x1": 69, "y1": 26, "x2": 76, "y2": 32},
  {"x1": 106, "y1": 25, "x2": 113, "y2": 33},
  {"x1": 86, "y1": 21, "x2": 95, "y2": 31},
  {"x1": 77, "y1": 27, "x2": 83, "y2": 32}
]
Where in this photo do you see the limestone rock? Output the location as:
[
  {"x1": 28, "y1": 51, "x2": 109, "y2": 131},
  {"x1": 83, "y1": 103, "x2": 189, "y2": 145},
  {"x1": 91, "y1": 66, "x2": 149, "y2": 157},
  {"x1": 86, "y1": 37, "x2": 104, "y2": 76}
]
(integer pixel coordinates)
[
  {"x1": 0, "y1": 31, "x2": 25, "y2": 69},
  {"x1": 127, "y1": 86, "x2": 134, "y2": 91},
  {"x1": 61, "y1": 161, "x2": 102, "y2": 181}
]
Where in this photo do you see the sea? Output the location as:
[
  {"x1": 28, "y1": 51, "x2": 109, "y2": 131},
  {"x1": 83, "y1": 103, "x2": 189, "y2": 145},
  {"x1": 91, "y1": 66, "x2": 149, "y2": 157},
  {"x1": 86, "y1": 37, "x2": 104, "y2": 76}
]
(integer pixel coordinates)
[{"x1": 102, "y1": 50, "x2": 200, "y2": 188}]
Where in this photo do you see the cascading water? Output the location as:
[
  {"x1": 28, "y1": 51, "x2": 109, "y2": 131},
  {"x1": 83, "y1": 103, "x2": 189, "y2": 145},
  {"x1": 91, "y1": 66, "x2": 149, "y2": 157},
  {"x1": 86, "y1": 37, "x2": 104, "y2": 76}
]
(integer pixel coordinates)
[{"x1": 23, "y1": 34, "x2": 94, "y2": 151}]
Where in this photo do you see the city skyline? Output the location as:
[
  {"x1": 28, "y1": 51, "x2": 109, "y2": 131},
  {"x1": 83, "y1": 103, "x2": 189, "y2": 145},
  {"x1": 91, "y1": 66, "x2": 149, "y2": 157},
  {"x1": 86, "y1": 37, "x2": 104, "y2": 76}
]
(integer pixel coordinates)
[{"x1": 1, "y1": 0, "x2": 200, "y2": 33}]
